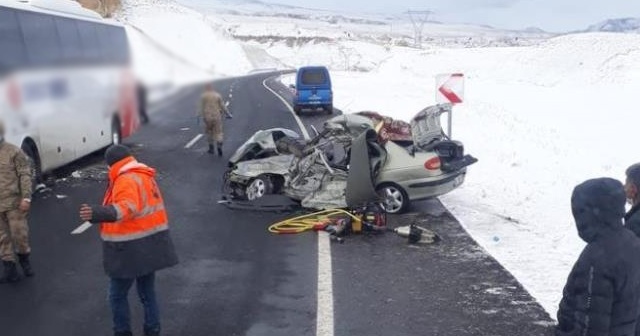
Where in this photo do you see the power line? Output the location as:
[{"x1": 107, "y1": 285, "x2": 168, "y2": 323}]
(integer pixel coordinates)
[{"x1": 405, "y1": 10, "x2": 433, "y2": 48}]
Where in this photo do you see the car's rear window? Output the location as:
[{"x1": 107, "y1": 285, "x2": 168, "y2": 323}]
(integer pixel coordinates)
[{"x1": 300, "y1": 69, "x2": 328, "y2": 85}]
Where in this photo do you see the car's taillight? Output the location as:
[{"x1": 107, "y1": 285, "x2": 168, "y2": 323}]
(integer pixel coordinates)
[
  {"x1": 7, "y1": 78, "x2": 21, "y2": 110},
  {"x1": 424, "y1": 157, "x2": 441, "y2": 170}
]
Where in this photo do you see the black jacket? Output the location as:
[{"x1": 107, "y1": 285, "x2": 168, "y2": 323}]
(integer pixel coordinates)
[
  {"x1": 556, "y1": 178, "x2": 640, "y2": 336},
  {"x1": 625, "y1": 205, "x2": 640, "y2": 239}
]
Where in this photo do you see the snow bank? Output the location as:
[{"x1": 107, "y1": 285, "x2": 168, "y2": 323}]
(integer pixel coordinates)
[{"x1": 115, "y1": 0, "x2": 254, "y2": 100}]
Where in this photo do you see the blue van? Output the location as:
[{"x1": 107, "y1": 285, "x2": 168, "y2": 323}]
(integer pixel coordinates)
[{"x1": 291, "y1": 66, "x2": 333, "y2": 115}]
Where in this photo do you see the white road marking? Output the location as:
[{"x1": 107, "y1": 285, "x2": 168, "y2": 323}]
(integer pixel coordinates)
[
  {"x1": 262, "y1": 76, "x2": 332, "y2": 336},
  {"x1": 316, "y1": 231, "x2": 334, "y2": 336},
  {"x1": 262, "y1": 77, "x2": 310, "y2": 139},
  {"x1": 71, "y1": 221, "x2": 93, "y2": 235},
  {"x1": 185, "y1": 134, "x2": 204, "y2": 149}
]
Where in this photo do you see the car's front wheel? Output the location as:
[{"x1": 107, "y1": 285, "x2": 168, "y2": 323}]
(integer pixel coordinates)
[
  {"x1": 245, "y1": 175, "x2": 273, "y2": 201},
  {"x1": 376, "y1": 183, "x2": 410, "y2": 214}
]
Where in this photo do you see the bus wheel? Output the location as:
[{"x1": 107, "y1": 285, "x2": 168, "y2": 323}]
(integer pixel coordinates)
[
  {"x1": 111, "y1": 118, "x2": 122, "y2": 145},
  {"x1": 21, "y1": 142, "x2": 42, "y2": 189}
]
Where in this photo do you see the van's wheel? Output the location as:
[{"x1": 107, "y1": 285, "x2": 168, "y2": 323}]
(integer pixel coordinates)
[
  {"x1": 111, "y1": 118, "x2": 122, "y2": 145},
  {"x1": 376, "y1": 183, "x2": 409, "y2": 214},
  {"x1": 245, "y1": 175, "x2": 273, "y2": 201},
  {"x1": 21, "y1": 142, "x2": 42, "y2": 190}
]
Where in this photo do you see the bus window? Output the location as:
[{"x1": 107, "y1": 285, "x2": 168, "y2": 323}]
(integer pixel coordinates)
[
  {"x1": 97, "y1": 24, "x2": 121, "y2": 63},
  {"x1": 76, "y1": 20, "x2": 101, "y2": 63},
  {"x1": 110, "y1": 27, "x2": 130, "y2": 64},
  {"x1": 18, "y1": 11, "x2": 61, "y2": 67},
  {"x1": 0, "y1": 8, "x2": 26, "y2": 73},
  {"x1": 55, "y1": 17, "x2": 83, "y2": 64}
]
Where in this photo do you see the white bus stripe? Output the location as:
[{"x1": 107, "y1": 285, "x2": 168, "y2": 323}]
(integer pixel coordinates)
[
  {"x1": 184, "y1": 134, "x2": 203, "y2": 149},
  {"x1": 262, "y1": 76, "x2": 333, "y2": 336}
]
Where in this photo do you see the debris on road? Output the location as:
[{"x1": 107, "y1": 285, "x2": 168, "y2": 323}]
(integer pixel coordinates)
[
  {"x1": 56, "y1": 195, "x2": 68, "y2": 199},
  {"x1": 392, "y1": 225, "x2": 441, "y2": 244},
  {"x1": 71, "y1": 171, "x2": 82, "y2": 178}
]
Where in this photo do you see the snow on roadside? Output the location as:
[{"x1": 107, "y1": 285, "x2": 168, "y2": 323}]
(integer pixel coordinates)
[
  {"x1": 278, "y1": 33, "x2": 640, "y2": 317},
  {"x1": 114, "y1": 0, "x2": 254, "y2": 102}
]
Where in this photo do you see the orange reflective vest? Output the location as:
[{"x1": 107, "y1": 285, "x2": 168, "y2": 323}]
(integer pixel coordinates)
[{"x1": 100, "y1": 156, "x2": 168, "y2": 242}]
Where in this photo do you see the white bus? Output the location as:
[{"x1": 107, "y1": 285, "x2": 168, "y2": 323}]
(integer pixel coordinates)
[{"x1": 0, "y1": 0, "x2": 140, "y2": 182}]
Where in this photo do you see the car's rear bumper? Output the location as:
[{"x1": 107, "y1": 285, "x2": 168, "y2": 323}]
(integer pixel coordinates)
[
  {"x1": 294, "y1": 100, "x2": 332, "y2": 107},
  {"x1": 399, "y1": 171, "x2": 467, "y2": 201}
]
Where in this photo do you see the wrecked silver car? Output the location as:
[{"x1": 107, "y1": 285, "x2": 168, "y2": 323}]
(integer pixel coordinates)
[{"x1": 222, "y1": 103, "x2": 478, "y2": 213}]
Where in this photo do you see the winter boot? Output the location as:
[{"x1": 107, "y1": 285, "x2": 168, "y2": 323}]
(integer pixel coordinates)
[
  {"x1": 217, "y1": 142, "x2": 223, "y2": 157},
  {"x1": 207, "y1": 144, "x2": 215, "y2": 154},
  {"x1": 0, "y1": 261, "x2": 20, "y2": 283},
  {"x1": 17, "y1": 253, "x2": 34, "y2": 277}
]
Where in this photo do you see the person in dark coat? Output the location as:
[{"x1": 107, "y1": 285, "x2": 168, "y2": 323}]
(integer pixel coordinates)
[
  {"x1": 555, "y1": 177, "x2": 640, "y2": 336},
  {"x1": 79, "y1": 145, "x2": 178, "y2": 336},
  {"x1": 624, "y1": 163, "x2": 640, "y2": 237},
  {"x1": 137, "y1": 82, "x2": 149, "y2": 124}
]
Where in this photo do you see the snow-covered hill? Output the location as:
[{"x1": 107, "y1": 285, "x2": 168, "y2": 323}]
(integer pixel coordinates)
[
  {"x1": 177, "y1": 0, "x2": 553, "y2": 49},
  {"x1": 586, "y1": 18, "x2": 640, "y2": 33}
]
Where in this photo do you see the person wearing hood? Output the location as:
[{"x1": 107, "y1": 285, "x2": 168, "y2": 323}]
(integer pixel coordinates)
[
  {"x1": 79, "y1": 145, "x2": 178, "y2": 336},
  {"x1": 623, "y1": 163, "x2": 640, "y2": 238},
  {"x1": 0, "y1": 119, "x2": 34, "y2": 283},
  {"x1": 556, "y1": 177, "x2": 640, "y2": 336}
]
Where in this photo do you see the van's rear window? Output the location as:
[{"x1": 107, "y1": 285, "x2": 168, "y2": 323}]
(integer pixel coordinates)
[{"x1": 301, "y1": 70, "x2": 327, "y2": 85}]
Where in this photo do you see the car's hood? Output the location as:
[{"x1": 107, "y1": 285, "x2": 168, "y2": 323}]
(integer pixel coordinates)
[
  {"x1": 229, "y1": 128, "x2": 300, "y2": 165},
  {"x1": 233, "y1": 155, "x2": 295, "y2": 179}
]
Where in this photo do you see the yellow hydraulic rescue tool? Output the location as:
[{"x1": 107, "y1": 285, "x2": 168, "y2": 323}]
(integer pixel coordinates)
[{"x1": 268, "y1": 208, "x2": 363, "y2": 234}]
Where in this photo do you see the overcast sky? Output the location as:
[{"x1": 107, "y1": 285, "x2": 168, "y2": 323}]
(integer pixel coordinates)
[{"x1": 263, "y1": 0, "x2": 640, "y2": 32}]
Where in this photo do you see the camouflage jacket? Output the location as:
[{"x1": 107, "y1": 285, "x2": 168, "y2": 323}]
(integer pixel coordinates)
[
  {"x1": 198, "y1": 91, "x2": 228, "y2": 123},
  {"x1": 0, "y1": 141, "x2": 33, "y2": 211}
]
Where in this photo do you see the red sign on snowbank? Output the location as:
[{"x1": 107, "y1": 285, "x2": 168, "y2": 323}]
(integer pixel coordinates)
[{"x1": 436, "y1": 73, "x2": 464, "y2": 104}]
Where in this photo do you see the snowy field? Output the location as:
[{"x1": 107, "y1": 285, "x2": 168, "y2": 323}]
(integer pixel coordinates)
[{"x1": 117, "y1": 0, "x2": 640, "y2": 318}]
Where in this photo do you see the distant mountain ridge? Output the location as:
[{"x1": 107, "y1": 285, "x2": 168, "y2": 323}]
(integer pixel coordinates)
[{"x1": 585, "y1": 18, "x2": 640, "y2": 33}]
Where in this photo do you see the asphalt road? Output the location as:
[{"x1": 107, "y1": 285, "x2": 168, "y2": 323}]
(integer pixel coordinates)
[{"x1": 0, "y1": 71, "x2": 555, "y2": 336}]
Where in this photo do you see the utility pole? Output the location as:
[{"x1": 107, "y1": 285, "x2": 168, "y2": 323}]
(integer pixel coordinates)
[{"x1": 405, "y1": 10, "x2": 433, "y2": 48}]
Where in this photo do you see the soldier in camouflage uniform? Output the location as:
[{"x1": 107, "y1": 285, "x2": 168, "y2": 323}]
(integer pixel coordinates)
[
  {"x1": 0, "y1": 120, "x2": 34, "y2": 283},
  {"x1": 198, "y1": 84, "x2": 232, "y2": 156}
]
